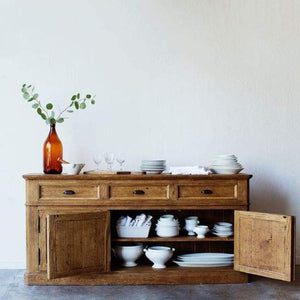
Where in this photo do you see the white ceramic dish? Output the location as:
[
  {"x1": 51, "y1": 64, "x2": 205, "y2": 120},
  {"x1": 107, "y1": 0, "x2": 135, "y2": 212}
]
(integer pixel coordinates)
[
  {"x1": 213, "y1": 226, "x2": 232, "y2": 232},
  {"x1": 177, "y1": 257, "x2": 233, "y2": 262},
  {"x1": 212, "y1": 231, "x2": 233, "y2": 237},
  {"x1": 216, "y1": 222, "x2": 232, "y2": 227},
  {"x1": 193, "y1": 225, "x2": 209, "y2": 238},
  {"x1": 173, "y1": 261, "x2": 233, "y2": 267},
  {"x1": 144, "y1": 246, "x2": 175, "y2": 269},
  {"x1": 116, "y1": 223, "x2": 151, "y2": 238},
  {"x1": 209, "y1": 167, "x2": 243, "y2": 174},
  {"x1": 177, "y1": 253, "x2": 234, "y2": 259},
  {"x1": 156, "y1": 225, "x2": 179, "y2": 237},
  {"x1": 114, "y1": 243, "x2": 143, "y2": 267},
  {"x1": 144, "y1": 170, "x2": 164, "y2": 174},
  {"x1": 63, "y1": 163, "x2": 85, "y2": 175}
]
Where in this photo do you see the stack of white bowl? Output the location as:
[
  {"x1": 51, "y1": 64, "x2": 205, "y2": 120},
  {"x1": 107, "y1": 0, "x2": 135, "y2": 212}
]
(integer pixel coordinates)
[
  {"x1": 209, "y1": 154, "x2": 243, "y2": 174},
  {"x1": 212, "y1": 222, "x2": 233, "y2": 237},
  {"x1": 155, "y1": 214, "x2": 179, "y2": 237},
  {"x1": 140, "y1": 159, "x2": 166, "y2": 174}
]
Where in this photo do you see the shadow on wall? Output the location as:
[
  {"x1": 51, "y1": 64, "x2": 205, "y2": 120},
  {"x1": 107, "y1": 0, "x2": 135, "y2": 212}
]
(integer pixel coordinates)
[{"x1": 249, "y1": 176, "x2": 291, "y2": 215}]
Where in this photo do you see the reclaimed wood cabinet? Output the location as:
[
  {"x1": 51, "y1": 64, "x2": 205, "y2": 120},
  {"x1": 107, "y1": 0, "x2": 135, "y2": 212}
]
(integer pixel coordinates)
[{"x1": 23, "y1": 174, "x2": 295, "y2": 285}]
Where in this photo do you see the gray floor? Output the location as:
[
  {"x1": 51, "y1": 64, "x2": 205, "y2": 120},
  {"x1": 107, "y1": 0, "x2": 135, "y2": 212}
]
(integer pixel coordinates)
[{"x1": 0, "y1": 269, "x2": 300, "y2": 300}]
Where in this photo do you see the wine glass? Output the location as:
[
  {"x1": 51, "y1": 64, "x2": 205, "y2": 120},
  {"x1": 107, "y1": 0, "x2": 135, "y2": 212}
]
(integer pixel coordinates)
[
  {"x1": 116, "y1": 153, "x2": 125, "y2": 170},
  {"x1": 104, "y1": 152, "x2": 115, "y2": 171},
  {"x1": 93, "y1": 154, "x2": 102, "y2": 170}
]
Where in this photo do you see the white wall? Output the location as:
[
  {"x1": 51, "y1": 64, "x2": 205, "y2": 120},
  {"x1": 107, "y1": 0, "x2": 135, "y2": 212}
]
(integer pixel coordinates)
[{"x1": 0, "y1": 0, "x2": 299, "y2": 268}]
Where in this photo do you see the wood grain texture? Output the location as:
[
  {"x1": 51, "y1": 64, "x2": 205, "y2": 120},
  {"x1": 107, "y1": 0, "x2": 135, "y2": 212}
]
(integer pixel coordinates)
[
  {"x1": 108, "y1": 184, "x2": 169, "y2": 200},
  {"x1": 234, "y1": 211, "x2": 295, "y2": 282},
  {"x1": 25, "y1": 266, "x2": 248, "y2": 285},
  {"x1": 24, "y1": 174, "x2": 253, "y2": 285},
  {"x1": 26, "y1": 207, "x2": 39, "y2": 272},
  {"x1": 47, "y1": 212, "x2": 109, "y2": 279}
]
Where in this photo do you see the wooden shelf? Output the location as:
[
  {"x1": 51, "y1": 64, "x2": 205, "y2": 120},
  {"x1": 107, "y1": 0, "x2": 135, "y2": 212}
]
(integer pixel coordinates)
[{"x1": 112, "y1": 235, "x2": 234, "y2": 242}]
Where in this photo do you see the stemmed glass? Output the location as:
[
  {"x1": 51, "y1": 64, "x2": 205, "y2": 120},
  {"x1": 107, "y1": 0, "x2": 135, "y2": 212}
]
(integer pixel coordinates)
[
  {"x1": 104, "y1": 152, "x2": 115, "y2": 171},
  {"x1": 93, "y1": 154, "x2": 102, "y2": 170},
  {"x1": 116, "y1": 153, "x2": 125, "y2": 170}
]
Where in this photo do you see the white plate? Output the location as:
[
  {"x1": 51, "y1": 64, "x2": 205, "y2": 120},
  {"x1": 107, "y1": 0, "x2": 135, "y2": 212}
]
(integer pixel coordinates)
[
  {"x1": 178, "y1": 253, "x2": 234, "y2": 259},
  {"x1": 145, "y1": 170, "x2": 164, "y2": 174},
  {"x1": 141, "y1": 166, "x2": 165, "y2": 170},
  {"x1": 212, "y1": 231, "x2": 233, "y2": 237},
  {"x1": 216, "y1": 222, "x2": 232, "y2": 227},
  {"x1": 177, "y1": 257, "x2": 233, "y2": 263},
  {"x1": 173, "y1": 261, "x2": 233, "y2": 267}
]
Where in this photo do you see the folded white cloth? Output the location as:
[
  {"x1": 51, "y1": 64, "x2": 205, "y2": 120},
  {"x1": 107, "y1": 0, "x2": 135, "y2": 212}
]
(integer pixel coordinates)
[{"x1": 169, "y1": 166, "x2": 211, "y2": 175}]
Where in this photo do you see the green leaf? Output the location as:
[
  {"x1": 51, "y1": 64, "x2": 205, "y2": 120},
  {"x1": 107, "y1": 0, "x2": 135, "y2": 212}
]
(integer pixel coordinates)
[
  {"x1": 77, "y1": 93, "x2": 80, "y2": 99},
  {"x1": 57, "y1": 118, "x2": 64, "y2": 123},
  {"x1": 86, "y1": 94, "x2": 91, "y2": 99},
  {"x1": 32, "y1": 103, "x2": 39, "y2": 109},
  {"x1": 37, "y1": 108, "x2": 42, "y2": 115},
  {"x1": 91, "y1": 99, "x2": 96, "y2": 104},
  {"x1": 33, "y1": 93, "x2": 39, "y2": 99},
  {"x1": 41, "y1": 114, "x2": 47, "y2": 120},
  {"x1": 21, "y1": 87, "x2": 27, "y2": 93},
  {"x1": 50, "y1": 111, "x2": 55, "y2": 118},
  {"x1": 28, "y1": 97, "x2": 34, "y2": 102},
  {"x1": 22, "y1": 83, "x2": 26, "y2": 87},
  {"x1": 80, "y1": 102, "x2": 86, "y2": 109},
  {"x1": 46, "y1": 103, "x2": 53, "y2": 110},
  {"x1": 23, "y1": 92, "x2": 30, "y2": 100},
  {"x1": 46, "y1": 118, "x2": 50, "y2": 125},
  {"x1": 28, "y1": 85, "x2": 32, "y2": 88},
  {"x1": 67, "y1": 110, "x2": 73, "y2": 113},
  {"x1": 71, "y1": 95, "x2": 76, "y2": 101},
  {"x1": 75, "y1": 101, "x2": 79, "y2": 110},
  {"x1": 50, "y1": 118, "x2": 56, "y2": 124}
]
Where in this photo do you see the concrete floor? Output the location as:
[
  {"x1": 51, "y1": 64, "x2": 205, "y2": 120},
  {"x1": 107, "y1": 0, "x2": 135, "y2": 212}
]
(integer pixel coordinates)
[{"x1": 0, "y1": 269, "x2": 299, "y2": 300}]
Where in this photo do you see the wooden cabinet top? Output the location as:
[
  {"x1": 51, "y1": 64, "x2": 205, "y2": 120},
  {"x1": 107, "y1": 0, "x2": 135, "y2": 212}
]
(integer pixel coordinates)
[{"x1": 23, "y1": 173, "x2": 253, "y2": 181}]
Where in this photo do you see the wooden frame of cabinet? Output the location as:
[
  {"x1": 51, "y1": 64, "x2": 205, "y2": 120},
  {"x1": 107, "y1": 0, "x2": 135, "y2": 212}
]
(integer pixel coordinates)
[{"x1": 23, "y1": 174, "x2": 295, "y2": 285}]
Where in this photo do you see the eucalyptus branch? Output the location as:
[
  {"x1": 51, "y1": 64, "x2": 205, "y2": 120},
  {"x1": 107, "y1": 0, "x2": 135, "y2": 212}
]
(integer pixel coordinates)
[{"x1": 21, "y1": 84, "x2": 96, "y2": 125}]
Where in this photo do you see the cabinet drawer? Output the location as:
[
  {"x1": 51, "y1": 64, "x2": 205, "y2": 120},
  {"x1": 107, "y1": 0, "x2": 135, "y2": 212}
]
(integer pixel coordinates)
[
  {"x1": 178, "y1": 181, "x2": 238, "y2": 201},
  {"x1": 39, "y1": 184, "x2": 100, "y2": 201},
  {"x1": 109, "y1": 184, "x2": 169, "y2": 200}
]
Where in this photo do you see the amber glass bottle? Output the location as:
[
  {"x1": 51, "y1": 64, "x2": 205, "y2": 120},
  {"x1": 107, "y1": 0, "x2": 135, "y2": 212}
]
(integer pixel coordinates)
[{"x1": 43, "y1": 124, "x2": 63, "y2": 174}]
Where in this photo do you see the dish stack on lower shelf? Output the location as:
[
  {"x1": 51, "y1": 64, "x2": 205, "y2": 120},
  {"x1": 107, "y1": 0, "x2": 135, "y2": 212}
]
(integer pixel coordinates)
[{"x1": 173, "y1": 253, "x2": 234, "y2": 267}]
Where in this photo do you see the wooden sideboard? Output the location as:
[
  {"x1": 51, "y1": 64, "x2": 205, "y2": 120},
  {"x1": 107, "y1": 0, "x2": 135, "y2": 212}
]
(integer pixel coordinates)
[{"x1": 23, "y1": 173, "x2": 295, "y2": 285}]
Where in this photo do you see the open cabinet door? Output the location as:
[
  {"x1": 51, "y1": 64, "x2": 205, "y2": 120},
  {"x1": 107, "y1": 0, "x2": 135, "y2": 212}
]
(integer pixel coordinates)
[
  {"x1": 47, "y1": 212, "x2": 109, "y2": 279},
  {"x1": 234, "y1": 211, "x2": 295, "y2": 281}
]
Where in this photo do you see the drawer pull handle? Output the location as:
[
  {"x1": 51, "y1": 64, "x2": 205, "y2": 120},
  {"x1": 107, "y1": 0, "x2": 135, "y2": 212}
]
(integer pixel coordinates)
[
  {"x1": 201, "y1": 189, "x2": 213, "y2": 194},
  {"x1": 133, "y1": 190, "x2": 145, "y2": 195},
  {"x1": 63, "y1": 190, "x2": 75, "y2": 195}
]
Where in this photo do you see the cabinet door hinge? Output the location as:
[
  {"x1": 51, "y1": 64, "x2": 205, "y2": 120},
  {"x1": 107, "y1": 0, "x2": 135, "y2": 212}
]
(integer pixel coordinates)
[
  {"x1": 37, "y1": 216, "x2": 40, "y2": 233},
  {"x1": 38, "y1": 248, "x2": 41, "y2": 265}
]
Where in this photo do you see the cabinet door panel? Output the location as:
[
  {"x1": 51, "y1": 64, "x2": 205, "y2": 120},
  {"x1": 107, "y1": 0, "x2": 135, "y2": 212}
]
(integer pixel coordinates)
[
  {"x1": 47, "y1": 212, "x2": 109, "y2": 279},
  {"x1": 234, "y1": 211, "x2": 295, "y2": 281}
]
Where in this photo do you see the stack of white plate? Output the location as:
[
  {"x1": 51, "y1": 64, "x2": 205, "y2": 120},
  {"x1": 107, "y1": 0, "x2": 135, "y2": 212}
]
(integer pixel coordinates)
[
  {"x1": 140, "y1": 160, "x2": 166, "y2": 174},
  {"x1": 173, "y1": 253, "x2": 234, "y2": 267},
  {"x1": 209, "y1": 154, "x2": 243, "y2": 174},
  {"x1": 212, "y1": 222, "x2": 233, "y2": 237}
]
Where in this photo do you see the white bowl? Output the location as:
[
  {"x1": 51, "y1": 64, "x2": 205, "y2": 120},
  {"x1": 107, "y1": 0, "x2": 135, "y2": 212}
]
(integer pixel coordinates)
[
  {"x1": 217, "y1": 222, "x2": 232, "y2": 227},
  {"x1": 209, "y1": 167, "x2": 243, "y2": 174},
  {"x1": 114, "y1": 243, "x2": 143, "y2": 267},
  {"x1": 155, "y1": 225, "x2": 179, "y2": 237},
  {"x1": 214, "y1": 154, "x2": 237, "y2": 159},
  {"x1": 63, "y1": 163, "x2": 85, "y2": 175},
  {"x1": 193, "y1": 225, "x2": 209, "y2": 238},
  {"x1": 144, "y1": 246, "x2": 175, "y2": 268}
]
